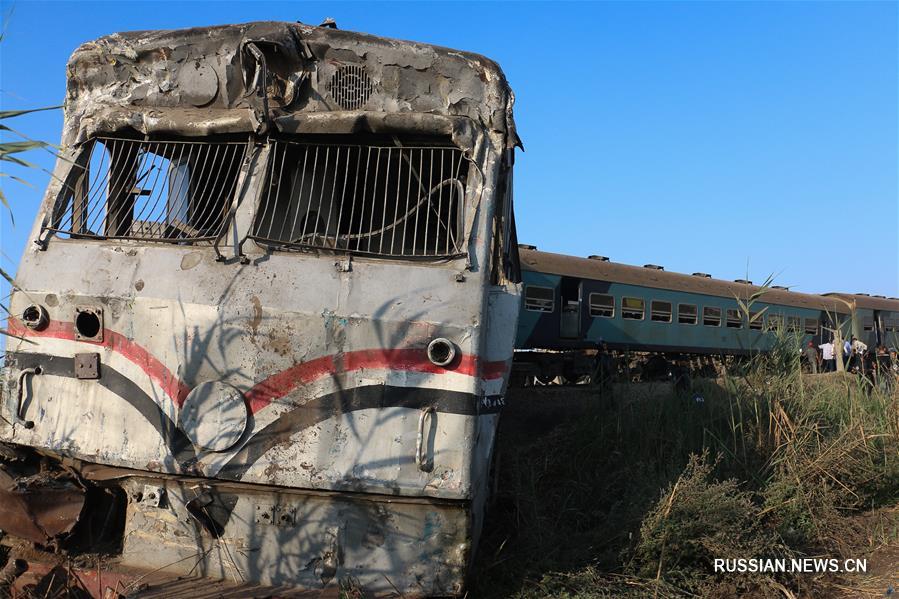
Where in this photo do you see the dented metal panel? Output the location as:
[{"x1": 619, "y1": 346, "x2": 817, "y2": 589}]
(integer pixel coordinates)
[
  {"x1": 0, "y1": 466, "x2": 85, "y2": 544},
  {"x1": 1, "y1": 19, "x2": 521, "y2": 595}
]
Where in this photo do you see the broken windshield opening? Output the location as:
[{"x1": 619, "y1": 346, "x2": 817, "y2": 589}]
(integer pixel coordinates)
[
  {"x1": 46, "y1": 137, "x2": 247, "y2": 243},
  {"x1": 251, "y1": 139, "x2": 470, "y2": 258}
]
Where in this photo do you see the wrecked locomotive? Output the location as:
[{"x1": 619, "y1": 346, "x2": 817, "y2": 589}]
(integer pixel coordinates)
[{"x1": 1, "y1": 21, "x2": 522, "y2": 596}]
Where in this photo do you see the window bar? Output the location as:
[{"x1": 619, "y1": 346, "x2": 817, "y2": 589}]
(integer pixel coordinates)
[
  {"x1": 189, "y1": 141, "x2": 217, "y2": 233},
  {"x1": 313, "y1": 146, "x2": 333, "y2": 247},
  {"x1": 400, "y1": 148, "x2": 412, "y2": 255},
  {"x1": 284, "y1": 144, "x2": 309, "y2": 243},
  {"x1": 299, "y1": 145, "x2": 321, "y2": 244},
  {"x1": 136, "y1": 142, "x2": 174, "y2": 238},
  {"x1": 103, "y1": 139, "x2": 140, "y2": 236},
  {"x1": 264, "y1": 142, "x2": 287, "y2": 241},
  {"x1": 333, "y1": 144, "x2": 353, "y2": 250},
  {"x1": 434, "y1": 148, "x2": 444, "y2": 256},
  {"x1": 378, "y1": 147, "x2": 391, "y2": 254},
  {"x1": 322, "y1": 146, "x2": 341, "y2": 247},
  {"x1": 366, "y1": 148, "x2": 380, "y2": 254}
]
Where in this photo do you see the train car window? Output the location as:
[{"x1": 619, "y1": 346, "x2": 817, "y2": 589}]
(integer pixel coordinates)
[
  {"x1": 47, "y1": 137, "x2": 247, "y2": 243},
  {"x1": 524, "y1": 285, "x2": 555, "y2": 312},
  {"x1": 621, "y1": 297, "x2": 645, "y2": 320},
  {"x1": 252, "y1": 140, "x2": 470, "y2": 257},
  {"x1": 862, "y1": 317, "x2": 874, "y2": 332},
  {"x1": 767, "y1": 314, "x2": 783, "y2": 331},
  {"x1": 589, "y1": 293, "x2": 614, "y2": 318},
  {"x1": 749, "y1": 311, "x2": 764, "y2": 330},
  {"x1": 804, "y1": 318, "x2": 818, "y2": 335},
  {"x1": 703, "y1": 306, "x2": 722, "y2": 327},
  {"x1": 651, "y1": 300, "x2": 672, "y2": 322},
  {"x1": 787, "y1": 316, "x2": 801, "y2": 332},
  {"x1": 677, "y1": 304, "x2": 697, "y2": 325},
  {"x1": 725, "y1": 309, "x2": 743, "y2": 329}
]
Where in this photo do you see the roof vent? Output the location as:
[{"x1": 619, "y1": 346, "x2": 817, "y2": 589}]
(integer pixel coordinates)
[
  {"x1": 873, "y1": 295, "x2": 886, "y2": 299},
  {"x1": 643, "y1": 264, "x2": 664, "y2": 270},
  {"x1": 857, "y1": 293, "x2": 870, "y2": 296},
  {"x1": 329, "y1": 65, "x2": 373, "y2": 110},
  {"x1": 734, "y1": 279, "x2": 753, "y2": 285},
  {"x1": 692, "y1": 272, "x2": 711, "y2": 278},
  {"x1": 518, "y1": 244, "x2": 537, "y2": 250},
  {"x1": 588, "y1": 255, "x2": 610, "y2": 262},
  {"x1": 772, "y1": 285, "x2": 789, "y2": 291}
]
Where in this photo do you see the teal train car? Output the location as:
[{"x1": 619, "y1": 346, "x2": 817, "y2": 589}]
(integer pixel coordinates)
[{"x1": 514, "y1": 247, "x2": 899, "y2": 382}]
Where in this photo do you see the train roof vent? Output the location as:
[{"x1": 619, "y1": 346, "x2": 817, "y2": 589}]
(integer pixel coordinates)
[
  {"x1": 692, "y1": 272, "x2": 712, "y2": 278},
  {"x1": 857, "y1": 293, "x2": 870, "y2": 296},
  {"x1": 588, "y1": 255, "x2": 610, "y2": 262},
  {"x1": 890, "y1": 297, "x2": 899, "y2": 300},
  {"x1": 873, "y1": 294, "x2": 886, "y2": 298},
  {"x1": 771, "y1": 285, "x2": 789, "y2": 290},
  {"x1": 734, "y1": 279, "x2": 753, "y2": 285},
  {"x1": 329, "y1": 65, "x2": 374, "y2": 110},
  {"x1": 643, "y1": 264, "x2": 664, "y2": 270},
  {"x1": 518, "y1": 244, "x2": 537, "y2": 250}
]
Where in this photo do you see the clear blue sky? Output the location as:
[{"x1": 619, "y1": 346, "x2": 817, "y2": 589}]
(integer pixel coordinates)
[{"x1": 1, "y1": 1, "x2": 897, "y2": 297}]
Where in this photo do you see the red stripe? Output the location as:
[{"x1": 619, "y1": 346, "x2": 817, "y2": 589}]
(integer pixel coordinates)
[
  {"x1": 8, "y1": 319, "x2": 508, "y2": 414},
  {"x1": 8, "y1": 319, "x2": 192, "y2": 406}
]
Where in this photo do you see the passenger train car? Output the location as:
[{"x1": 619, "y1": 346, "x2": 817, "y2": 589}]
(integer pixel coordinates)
[
  {"x1": 514, "y1": 247, "x2": 899, "y2": 382},
  {"x1": 0, "y1": 21, "x2": 521, "y2": 596}
]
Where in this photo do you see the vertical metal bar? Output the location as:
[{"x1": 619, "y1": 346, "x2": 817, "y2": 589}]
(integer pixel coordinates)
[
  {"x1": 105, "y1": 139, "x2": 137, "y2": 237},
  {"x1": 412, "y1": 148, "x2": 423, "y2": 255},
  {"x1": 390, "y1": 146, "x2": 403, "y2": 254},
  {"x1": 264, "y1": 143, "x2": 287, "y2": 240},
  {"x1": 435, "y1": 149, "x2": 444, "y2": 256},
  {"x1": 379, "y1": 147, "x2": 392, "y2": 254},
  {"x1": 334, "y1": 144, "x2": 353, "y2": 249},
  {"x1": 400, "y1": 148, "x2": 412, "y2": 255},
  {"x1": 190, "y1": 142, "x2": 215, "y2": 231},
  {"x1": 366, "y1": 147, "x2": 381, "y2": 253},
  {"x1": 300, "y1": 145, "x2": 321, "y2": 243},
  {"x1": 348, "y1": 146, "x2": 365, "y2": 252},
  {"x1": 311, "y1": 146, "x2": 331, "y2": 246},
  {"x1": 81, "y1": 140, "x2": 113, "y2": 234},
  {"x1": 323, "y1": 146, "x2": 341, "y2": 247},
  {"x1": 423, "y1": 148, "x2": 433, "y2": 256},
  {"x1": 351, "y1": 147, "x2": 367, "y2": 252},
  {"x1": 71, "y1": 142, "x2": 92, "y2": 235},
  {"x1": 284, "y1": 143, "x2": 309, "y2": 242}
]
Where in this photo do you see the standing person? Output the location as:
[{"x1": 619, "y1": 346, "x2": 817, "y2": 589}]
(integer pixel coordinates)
[
  {"x1": 818, "y1": 340, "x2": 835, "y2": 372},
  {"x1": 850, "y1": 336, "x2": 868, "y2": 373},
  {"x1": 804, "y1": 341, "x2": 819, "y2": 374},
  {"x1": 844, "y1": 337, "x2": 854, "y2": 371}
]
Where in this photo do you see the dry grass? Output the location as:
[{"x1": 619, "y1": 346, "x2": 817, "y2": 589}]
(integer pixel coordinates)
[{"x1": 474, "y1": 336, "x2": 899, "y2": 598}]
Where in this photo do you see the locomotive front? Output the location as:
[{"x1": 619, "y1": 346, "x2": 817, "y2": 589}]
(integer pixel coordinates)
[{"x1": 1, "y1": 21, "x2": 521, "y2": 595}]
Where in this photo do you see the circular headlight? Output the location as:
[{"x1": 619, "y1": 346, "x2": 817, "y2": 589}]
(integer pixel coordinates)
[
  {"x1": 22, "y1": 305, "x2": 49, "y2": 331},
  {"x1": 427, "y1": 338, "x2": 457, "y2": 367}
]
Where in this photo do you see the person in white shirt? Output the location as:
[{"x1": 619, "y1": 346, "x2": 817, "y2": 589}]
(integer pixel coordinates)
[{"x1": 818, "y1": 341, "x2": 835, "y2": 372}]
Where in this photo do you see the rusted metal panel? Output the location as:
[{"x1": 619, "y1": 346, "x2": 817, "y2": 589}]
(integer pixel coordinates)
[{"x1": 0, "y1": 466, "x2": 85, "y2": 544}]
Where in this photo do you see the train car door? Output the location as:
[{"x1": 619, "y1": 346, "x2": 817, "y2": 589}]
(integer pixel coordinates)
[{"x1": 560, "y1": 276, "x2": 582, "y2": 339}]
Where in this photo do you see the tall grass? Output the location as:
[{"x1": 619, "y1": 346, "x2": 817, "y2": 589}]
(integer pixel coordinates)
[{"x1": 475, "y1": 332, "x2": 899, "y2": 597}]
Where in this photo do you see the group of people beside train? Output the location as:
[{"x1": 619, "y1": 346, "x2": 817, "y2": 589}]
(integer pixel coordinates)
[
  {"x1": 804, "y1": 336, "x2": 898, "y2": 391},
  {"x1": 586, "y1": 336, "x2": 899, "y2": 394}
]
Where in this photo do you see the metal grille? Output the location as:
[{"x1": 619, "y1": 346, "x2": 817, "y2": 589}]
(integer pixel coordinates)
[
  {"x1": 47, "y1": 138, "x2": 247, "y2": 243},
  {"x1": 252, "y1": 141, "x2": 469, "y2": 258},
  {"x1": 328, "y1": 65, "x2": 373, "y2": 110}
]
